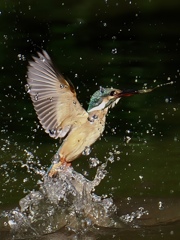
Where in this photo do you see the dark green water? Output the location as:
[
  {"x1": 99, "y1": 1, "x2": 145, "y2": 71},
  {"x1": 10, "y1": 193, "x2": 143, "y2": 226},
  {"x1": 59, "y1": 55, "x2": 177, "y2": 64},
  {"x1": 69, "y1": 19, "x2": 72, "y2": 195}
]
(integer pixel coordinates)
[{"x1": 0, "y1": 0, "x2": 180, "y2": 239}]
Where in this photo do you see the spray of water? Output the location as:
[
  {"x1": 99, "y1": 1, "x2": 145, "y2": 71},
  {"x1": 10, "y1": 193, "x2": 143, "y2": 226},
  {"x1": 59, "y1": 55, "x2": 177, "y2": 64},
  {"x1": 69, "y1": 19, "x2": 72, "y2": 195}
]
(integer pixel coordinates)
[
  {"x1": 5, "y1": 162, "x2": 124, "y2": 238},
  {"x1": 137, "y1": 81, "x2": 174, "y2": 94}
]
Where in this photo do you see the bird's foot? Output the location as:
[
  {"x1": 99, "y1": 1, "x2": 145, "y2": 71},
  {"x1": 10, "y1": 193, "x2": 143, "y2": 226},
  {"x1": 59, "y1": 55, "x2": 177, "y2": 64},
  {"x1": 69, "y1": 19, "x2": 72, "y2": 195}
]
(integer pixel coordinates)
[{"x1": 48, "y1": 159, "x2": 71, "y2": 178}]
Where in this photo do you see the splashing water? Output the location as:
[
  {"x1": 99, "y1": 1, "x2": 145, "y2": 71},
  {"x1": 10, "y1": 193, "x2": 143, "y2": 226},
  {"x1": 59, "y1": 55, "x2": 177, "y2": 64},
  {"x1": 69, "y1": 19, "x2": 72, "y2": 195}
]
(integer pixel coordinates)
[
  {"x1": 0, "y1": 148, "x2": 153, "y2": 239},
  {"x1": 137, "y1": 80, "x2": 174, "y2": 94},
  {"x1": 6, "y1": 162, "x2": 124, "y2": 239},
  {"x1": 120, "y1": 207, "x2": 149, "y2": 225}
]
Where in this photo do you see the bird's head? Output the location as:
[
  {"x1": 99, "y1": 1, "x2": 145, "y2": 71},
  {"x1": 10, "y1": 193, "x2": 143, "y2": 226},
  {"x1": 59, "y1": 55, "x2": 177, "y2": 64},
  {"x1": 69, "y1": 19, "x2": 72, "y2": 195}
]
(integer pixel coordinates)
[{"x1": 87, "y1": 87, "x2": 138, "y2": 112}]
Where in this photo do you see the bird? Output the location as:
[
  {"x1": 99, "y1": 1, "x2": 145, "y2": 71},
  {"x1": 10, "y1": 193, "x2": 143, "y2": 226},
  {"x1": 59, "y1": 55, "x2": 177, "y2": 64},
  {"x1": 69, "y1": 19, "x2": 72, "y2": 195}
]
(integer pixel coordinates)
[{"x1": 26, "y1": 50, "x2": 146, "y2": 177}]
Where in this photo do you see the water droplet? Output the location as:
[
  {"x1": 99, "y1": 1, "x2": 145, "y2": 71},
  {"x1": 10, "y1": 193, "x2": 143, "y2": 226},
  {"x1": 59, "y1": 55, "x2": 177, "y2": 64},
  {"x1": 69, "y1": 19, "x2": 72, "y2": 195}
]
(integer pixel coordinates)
[
  {"x1": 112, "y1": 36, "x2": 116, "y2": 40},
  {"x1": 23, "y1": 178, "x2": 29, "y2": 183},
  {"x1": 93, "y1": 114, "x2": 98, "y2": 119},
  {"x1": 139, "y1": 175, "x2": 143, "y2": 180},
  {"x1": 108, "y1": 154, "x2": 114, "y2": 163},
  {"x1": 158, "y1": 201, "x2": 164, "y2": 210},
  {"x1": 3, "y1": 34, "x2": 8, "y2": 40},
  {"x1": 89, "y1": 157, "x2": 100, "y2": 168},
  {"x1": 111, "y1": 48, "x2": 117, "y2": 54},
  {"x1": 88, "y1": 116, "x2": 95, "y2": 123},
  {"x1": 25, "y1": 84, "x2": 31, "y2": 93},
  {"x1": 49, "y1": 129, "x2": 56, "y2": 136},
  {"x1": 165, "y1": 98, "x2": 169, "y2": 103},
  {"x1": 34, "y1": 93, "x2": 38, "y2": 101},
  {"x1": 17, "y1": 53, "x2": 26, "y2": 61},
  {"x1": 174, "y1": 136, "x2": 178, "y2": 142},
  {"x1": 82, "y1": 146, "x2": 91, "y2": 156},
  {"x1": 125, "y1": 136, "x2": 131, "y2": 143}
]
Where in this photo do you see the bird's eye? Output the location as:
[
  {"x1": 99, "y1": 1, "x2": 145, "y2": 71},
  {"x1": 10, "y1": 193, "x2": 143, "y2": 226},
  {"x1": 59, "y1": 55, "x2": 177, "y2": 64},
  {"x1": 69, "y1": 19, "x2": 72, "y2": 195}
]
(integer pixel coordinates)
[{"x1": 110, "y1": 90, "x2": 116, "y2": 96}]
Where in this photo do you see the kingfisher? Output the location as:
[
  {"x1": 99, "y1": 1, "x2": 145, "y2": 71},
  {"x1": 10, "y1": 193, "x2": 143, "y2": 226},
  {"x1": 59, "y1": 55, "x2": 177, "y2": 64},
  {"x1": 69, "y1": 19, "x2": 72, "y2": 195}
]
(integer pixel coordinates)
[{"x1": 26, "y1": 50, "x2": 152, "y2": 177}]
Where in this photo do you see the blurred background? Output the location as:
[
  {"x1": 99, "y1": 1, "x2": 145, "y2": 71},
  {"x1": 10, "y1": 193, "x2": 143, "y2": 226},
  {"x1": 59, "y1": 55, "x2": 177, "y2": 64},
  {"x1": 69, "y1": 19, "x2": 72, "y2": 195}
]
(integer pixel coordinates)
[{"x1": 0, "y1": 0, "x2": 180, "y2": 227}]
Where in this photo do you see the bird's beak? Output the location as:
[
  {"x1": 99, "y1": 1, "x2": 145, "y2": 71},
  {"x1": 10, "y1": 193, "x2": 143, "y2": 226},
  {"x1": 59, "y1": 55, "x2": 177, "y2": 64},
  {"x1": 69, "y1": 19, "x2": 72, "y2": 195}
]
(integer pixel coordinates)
[{"x1": 117, "y1": 89, "x2": 139, "y2": 97}]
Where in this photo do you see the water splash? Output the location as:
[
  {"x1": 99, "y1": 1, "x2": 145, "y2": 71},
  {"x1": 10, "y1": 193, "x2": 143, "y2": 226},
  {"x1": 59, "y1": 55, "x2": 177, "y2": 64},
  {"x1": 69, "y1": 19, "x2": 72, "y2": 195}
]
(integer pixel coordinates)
[
  {"x1": 137, "y1": 80, "x2": 174, "y2": 94},
  {"x1": 121, "y1": 207, "x2": 149, "y2": 225},
  {"x1": 7, "y1": 162, "x2": 124, "y2": 238}
]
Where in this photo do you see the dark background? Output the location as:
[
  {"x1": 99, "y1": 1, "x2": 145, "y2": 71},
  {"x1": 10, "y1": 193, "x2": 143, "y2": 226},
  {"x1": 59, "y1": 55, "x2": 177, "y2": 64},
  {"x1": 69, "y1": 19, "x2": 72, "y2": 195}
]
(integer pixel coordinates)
[{"x1": 0, "y1": 0, "x2": 180, "y2": 220}]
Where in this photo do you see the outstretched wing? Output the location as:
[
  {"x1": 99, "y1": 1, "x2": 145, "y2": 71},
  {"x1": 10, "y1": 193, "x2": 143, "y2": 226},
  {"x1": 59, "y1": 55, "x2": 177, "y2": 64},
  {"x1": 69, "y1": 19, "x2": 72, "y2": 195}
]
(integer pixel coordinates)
[{"x1": 27, "y1": 50, "x2": 88, "y2": 139}]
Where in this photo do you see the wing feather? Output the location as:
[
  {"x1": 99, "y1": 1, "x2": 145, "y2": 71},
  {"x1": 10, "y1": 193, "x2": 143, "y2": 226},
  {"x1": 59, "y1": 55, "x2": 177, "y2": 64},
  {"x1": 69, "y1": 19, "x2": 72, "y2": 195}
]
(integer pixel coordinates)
[{"x1": 27, "y1": 50, "x2": 88, "y2": 139}]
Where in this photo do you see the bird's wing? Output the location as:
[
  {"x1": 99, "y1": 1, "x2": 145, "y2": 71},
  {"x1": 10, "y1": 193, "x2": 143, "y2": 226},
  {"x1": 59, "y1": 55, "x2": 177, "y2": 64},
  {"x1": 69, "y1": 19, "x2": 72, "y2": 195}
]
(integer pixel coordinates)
[{"x1": 27, "y1": 50, "x2": 88, "y2": 139}]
